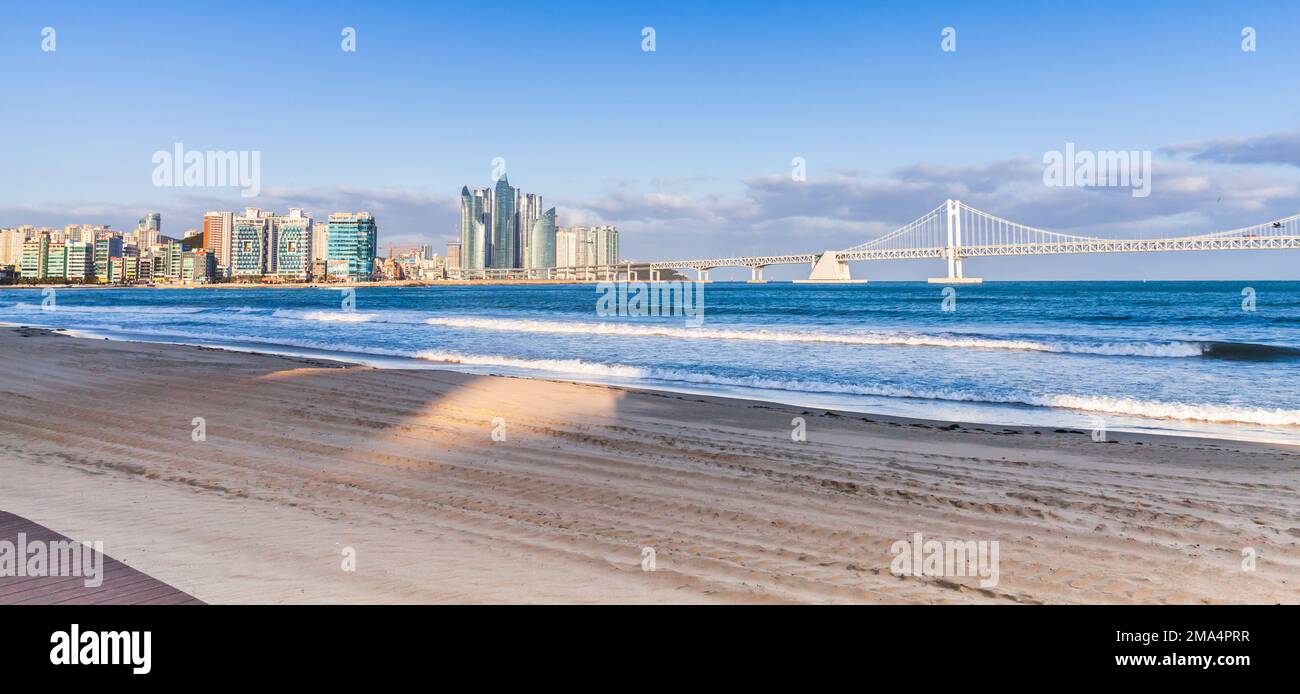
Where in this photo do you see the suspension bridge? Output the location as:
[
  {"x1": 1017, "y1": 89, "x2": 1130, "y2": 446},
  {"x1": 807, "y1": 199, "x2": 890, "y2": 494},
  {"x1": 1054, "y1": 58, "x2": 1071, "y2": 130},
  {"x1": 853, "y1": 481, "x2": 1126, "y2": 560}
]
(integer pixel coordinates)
[{"x1": 645, "y1": 200, "x2": 1300, "y2": 283}]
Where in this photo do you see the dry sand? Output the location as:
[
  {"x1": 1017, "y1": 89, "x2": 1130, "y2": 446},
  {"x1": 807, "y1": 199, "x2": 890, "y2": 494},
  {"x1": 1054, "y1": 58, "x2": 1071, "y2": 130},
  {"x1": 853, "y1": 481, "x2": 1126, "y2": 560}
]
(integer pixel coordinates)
[{"x1": 0, "y1": 326, "x2": 1297, "y2": 603}]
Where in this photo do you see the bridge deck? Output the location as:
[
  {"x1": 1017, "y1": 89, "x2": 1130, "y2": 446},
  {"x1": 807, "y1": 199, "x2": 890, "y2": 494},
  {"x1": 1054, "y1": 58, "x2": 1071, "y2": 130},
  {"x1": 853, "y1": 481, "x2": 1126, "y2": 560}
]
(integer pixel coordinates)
[{"x1": 645, "y1": 201, "x2": 1300, "y2": 272}]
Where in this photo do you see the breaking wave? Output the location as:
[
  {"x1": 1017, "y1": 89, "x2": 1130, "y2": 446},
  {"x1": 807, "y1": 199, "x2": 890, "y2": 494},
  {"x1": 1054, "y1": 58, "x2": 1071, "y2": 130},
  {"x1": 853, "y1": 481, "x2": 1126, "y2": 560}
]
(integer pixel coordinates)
[
  {"x1": 418, "y1": 316, "x2": 1289, "y2": 360},
  {"x1": 410, "y1": 350, "x2": 1300, "y2": 427}
]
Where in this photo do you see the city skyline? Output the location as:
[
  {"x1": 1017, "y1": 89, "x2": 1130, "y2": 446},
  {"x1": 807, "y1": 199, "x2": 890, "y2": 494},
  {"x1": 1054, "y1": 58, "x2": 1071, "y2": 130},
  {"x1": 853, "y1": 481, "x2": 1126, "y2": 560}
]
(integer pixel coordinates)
[{"x1": 2, "y1": 1, "x2": 1299, "y2": 279}]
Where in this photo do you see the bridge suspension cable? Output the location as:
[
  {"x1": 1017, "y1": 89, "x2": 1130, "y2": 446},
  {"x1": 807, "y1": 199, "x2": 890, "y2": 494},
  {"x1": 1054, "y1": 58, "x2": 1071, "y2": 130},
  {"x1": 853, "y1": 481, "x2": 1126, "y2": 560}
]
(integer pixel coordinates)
[{"x1": 646, "y1": 200, "x2": 1300, "y2": 282}]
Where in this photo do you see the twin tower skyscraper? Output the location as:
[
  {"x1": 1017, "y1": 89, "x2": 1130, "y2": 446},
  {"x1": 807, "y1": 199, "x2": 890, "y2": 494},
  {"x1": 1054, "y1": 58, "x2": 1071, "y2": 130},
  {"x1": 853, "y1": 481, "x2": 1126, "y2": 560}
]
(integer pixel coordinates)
[{"x1": 460, "y1": 175, "x2": 557, "y2": 270}]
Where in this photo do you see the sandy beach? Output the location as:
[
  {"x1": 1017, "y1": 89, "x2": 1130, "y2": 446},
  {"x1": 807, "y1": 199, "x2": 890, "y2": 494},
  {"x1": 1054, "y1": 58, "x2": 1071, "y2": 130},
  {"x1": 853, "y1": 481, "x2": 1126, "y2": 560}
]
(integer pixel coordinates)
[{"x1": 0, "y1": 325, "x2": 1296, "y2": 604}]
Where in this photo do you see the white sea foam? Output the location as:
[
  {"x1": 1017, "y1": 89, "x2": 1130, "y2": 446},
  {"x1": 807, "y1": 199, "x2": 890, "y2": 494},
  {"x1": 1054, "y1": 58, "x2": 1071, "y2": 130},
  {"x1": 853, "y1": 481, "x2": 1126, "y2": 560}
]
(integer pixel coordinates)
[
  {"x1": 12, "y1": 317, "x2": 1298, "y2": 428},
  {"x1": 420, "y1": 316, "x2": 1205, "y2": 358},
  {"x1": 414, "y1": 351, "x2": 646, "y2": 378},
  {"x1": 7, "y1": 302, "x2": 208, "y2": 315},
  {"x1": 410, "y1": 350, "x2": 1300, "y2": 427},
  {"x1": 1035, "y1": 394, "x2": 1300, "y2": 427},
  {"x1": 271, "y1": 309, "x2": 377, "y2": 323}
]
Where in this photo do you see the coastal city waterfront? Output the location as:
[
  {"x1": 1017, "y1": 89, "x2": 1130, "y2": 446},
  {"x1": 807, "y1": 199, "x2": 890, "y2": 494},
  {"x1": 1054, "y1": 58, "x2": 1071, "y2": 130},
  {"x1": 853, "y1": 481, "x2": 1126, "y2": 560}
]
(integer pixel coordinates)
[{"x1": 0, "y1": 176, "x2": 622, "y2": 286}]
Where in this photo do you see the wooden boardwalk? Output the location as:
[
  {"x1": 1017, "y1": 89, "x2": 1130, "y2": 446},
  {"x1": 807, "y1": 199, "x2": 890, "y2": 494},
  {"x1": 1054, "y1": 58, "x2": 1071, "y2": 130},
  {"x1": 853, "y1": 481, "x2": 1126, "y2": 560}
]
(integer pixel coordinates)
[{"x1": 0, "y1": 511, "x2": 203, "y2": 605}]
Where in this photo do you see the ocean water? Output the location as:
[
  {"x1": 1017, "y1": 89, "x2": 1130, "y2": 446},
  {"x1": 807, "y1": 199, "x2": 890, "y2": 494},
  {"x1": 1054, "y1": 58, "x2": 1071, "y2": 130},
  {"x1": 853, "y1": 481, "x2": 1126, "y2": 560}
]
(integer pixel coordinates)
[{"x1": 3, "y1": 281, "x2": 1299, "y2": 444}]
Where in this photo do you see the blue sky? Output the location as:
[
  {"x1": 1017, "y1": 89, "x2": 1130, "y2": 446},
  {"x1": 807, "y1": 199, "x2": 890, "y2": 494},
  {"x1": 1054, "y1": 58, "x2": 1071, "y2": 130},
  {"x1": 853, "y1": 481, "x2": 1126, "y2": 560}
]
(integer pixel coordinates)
[{"x1": 2, "y1": 0, "x2": 1299, "y2": 279}]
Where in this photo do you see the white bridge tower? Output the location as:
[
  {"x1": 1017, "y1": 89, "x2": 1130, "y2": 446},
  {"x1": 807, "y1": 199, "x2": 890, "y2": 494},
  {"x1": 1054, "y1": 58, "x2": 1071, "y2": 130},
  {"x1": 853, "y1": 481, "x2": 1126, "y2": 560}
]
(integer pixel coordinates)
[{"x1": 928, "y1": 199, "x2": 982, "y2": 284}]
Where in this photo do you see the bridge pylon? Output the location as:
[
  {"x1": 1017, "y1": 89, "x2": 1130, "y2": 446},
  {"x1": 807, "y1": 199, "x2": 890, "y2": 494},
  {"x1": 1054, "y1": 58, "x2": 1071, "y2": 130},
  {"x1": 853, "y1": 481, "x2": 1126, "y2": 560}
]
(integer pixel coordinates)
[
  {"x1": 928, "y1": 199, "x2": 983, "y2": 285},
  {"x1": 793, "y1": 251, "x2": 868, "y2": 284}
]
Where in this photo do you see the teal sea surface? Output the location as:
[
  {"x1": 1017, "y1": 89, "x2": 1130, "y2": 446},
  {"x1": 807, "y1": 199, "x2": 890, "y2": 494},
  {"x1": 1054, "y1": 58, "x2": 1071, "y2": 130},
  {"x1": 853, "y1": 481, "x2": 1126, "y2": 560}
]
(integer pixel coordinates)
[{"x1": 3, "y1": 281, "x2": 1299, "y2": 443}]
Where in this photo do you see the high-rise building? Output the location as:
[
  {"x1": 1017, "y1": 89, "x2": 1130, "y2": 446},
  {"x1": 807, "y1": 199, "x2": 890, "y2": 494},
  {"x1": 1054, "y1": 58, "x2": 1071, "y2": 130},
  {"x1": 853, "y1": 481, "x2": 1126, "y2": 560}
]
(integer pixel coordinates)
[
  {"x1": 274, "y1": 208, "x2": 313, "y2": 281},
  {"x1": 475, "y1": 187, "x2": 492, "y2": 265},
  {"x1": 459, "y1": 178, "x2": 551, "y2": 270},
  {"x1": 151, "y1": 241, "x2": 185, "y2": 281},
  {"x1": 555, "y1": 227, "x2": 576, "y2": 268},
  {"x1": 182, "y1": 249, "x2": 216, "y2": 284},
  {"x1": 139, "y1": 212, "x2": 161, "y2": 233},
  {"x1": 65, "y1": 242, "x2": 93, "y2": 281},
  {"x1": 149, "y1": 252, "x2": 167, "y2": 280},
  {"x1": 556, "y1": 227, "x2": 590, "y2": 267},
  {"x1": 311, "y1": 222, "x2": 329, "y2": 263},
  {"x1": 0, "y1": 228, "x2": 26, "y2": 266},
  {"x1": 136, "y1": 226, "x2": 161, "y2": 250},
  {"x1": 16, "y1": 234, "x2": 97, "y2": 281},
  {"x1": 44, "y1": 241, "x2": 68, "y2": 279},
  {"x1": 446, "y1": 242, "x2": 462, "y2": 270},
  {"x1": 517, "y1": 192, "x2": 543, "y2": 268},
  {"x1": 593, "y1": 225, "x2": 619, "y2": 266},
  {"x1": 116, "y1": 254, "x2": 139, "y2": 284},
  {"x1": 136, "y1": 253, "x2": 153, "y2": 282},
  {"x1": 20, "y1": 235, "x2": 48, "y2": 280},
  {"x1": 554, "y1": 225, "x2": 617, "y2": 267},
  {"x1": 94, "y1": 236, "x2": 123, "y2": 283},
  {"x1": 459, "y1": 186, "x2": 489, "y2": 270},
  {"x1": 203, "y1": 211, "x2": 234, "y2": 269},
  {"x1": 106, "y1": 255, "x2": 127, "y2": 283},
  {"x1": 526, "y1": 207, "x2": 557, "y2": 269},
  {"x1": 326, "y1": 212, "x2": 377, "y2": 281},
  {"x1": 490, "y1": 176, "x2": 517, "y2": 269},
  {"x1": 231, "y1": 208, "x2": 269, "y2": 277}
]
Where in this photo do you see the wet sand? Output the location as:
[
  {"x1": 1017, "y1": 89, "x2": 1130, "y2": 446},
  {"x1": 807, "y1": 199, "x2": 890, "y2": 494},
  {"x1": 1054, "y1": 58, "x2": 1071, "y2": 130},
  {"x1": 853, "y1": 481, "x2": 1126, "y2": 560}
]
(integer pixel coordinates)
[{"x1": 0, "y1": 326, "x2": 1296, "y2": 603}]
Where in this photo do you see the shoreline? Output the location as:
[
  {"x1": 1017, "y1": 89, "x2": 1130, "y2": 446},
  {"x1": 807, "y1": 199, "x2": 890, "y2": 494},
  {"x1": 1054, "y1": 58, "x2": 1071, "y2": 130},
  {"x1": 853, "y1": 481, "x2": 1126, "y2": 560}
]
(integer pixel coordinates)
[
  {"x1": 1, "y1": 325, "x2": 1297, "y2": 603},
  {"x1": 14, "y1": 321, "x2": 1275, "y2": 449},
  {"x1": 7, "y1": 317, "x2": 1298, "y2": 447}
]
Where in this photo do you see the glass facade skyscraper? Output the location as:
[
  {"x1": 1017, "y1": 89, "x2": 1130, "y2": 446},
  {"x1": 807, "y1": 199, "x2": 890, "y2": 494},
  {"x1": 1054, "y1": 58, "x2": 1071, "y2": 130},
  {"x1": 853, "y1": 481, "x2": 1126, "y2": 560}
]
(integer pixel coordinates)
[
  {"x1": 490, "y1": 175, "x2": 517, "y2": 269},
  {"x1": 517, "y1": 192, "x2": 543, "y2": 267},
  {"x1": 326, "y1": 212, "x2": 378, "y2": 280},
  {"x1": 458, "y1": 177, "x2": 550, "y2": 271},
  {"x1": 231, "y1": 209, "x2": 268, "y2": 277},
  {"x1": 459, "y1": 186, "x2": 487, "y2": 270},
  {"x1": 274, "y1": 209, "x2": 313, "y2": 280},
  {"x1": 527, "y1": 207, "x2": 557, "y2": 269}
]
